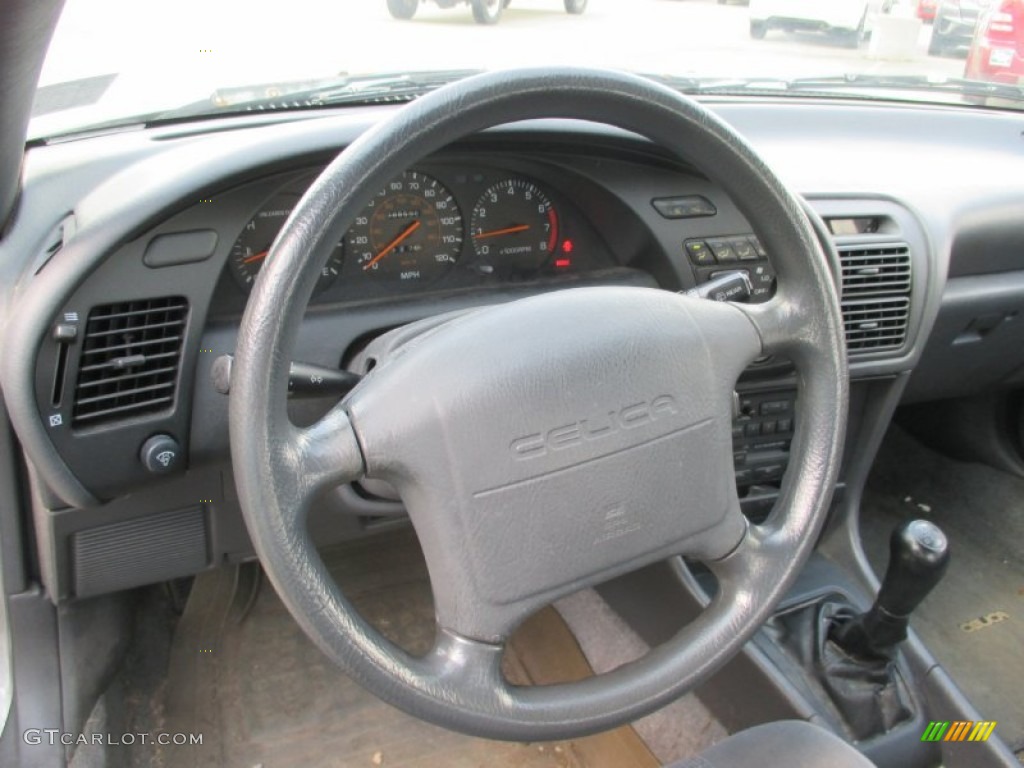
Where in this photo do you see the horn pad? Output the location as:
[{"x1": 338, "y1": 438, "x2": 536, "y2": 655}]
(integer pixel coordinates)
[{"x1": 346, "y1": 286, "x2": 756, "y2": 640}]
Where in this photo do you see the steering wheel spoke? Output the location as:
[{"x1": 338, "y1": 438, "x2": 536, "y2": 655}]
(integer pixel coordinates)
[
  {"x1": 706, "y1": 519, "x2": 781, "y2": 587},
  {"x1": 415, "y1": 627, "x2": 507, "y2": 695},
  {"x1": 732, "y1": 294, "x2": 806, "y2": 359},
  {"x1": 287, "y1": 404, "x2": 365, "y2": 502}
]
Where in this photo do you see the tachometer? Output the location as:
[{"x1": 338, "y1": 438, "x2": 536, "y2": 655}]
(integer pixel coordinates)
[
  {"x1": 470, "y1": 179, "x2": 558, "y2": 275},
  {"x1": 345, "y1": 171, "x2": 463, "y2": 283},
  {"x1": 229, "y1": 193, "x2": 344, "y2": 293}
]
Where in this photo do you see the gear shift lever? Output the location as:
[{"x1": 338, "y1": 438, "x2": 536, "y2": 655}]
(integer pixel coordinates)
[
  {"x1": 832, "y1": 519, "x2": 950, "y2": 658},
  {"x1": 765, "y1": 520, "x2": 948, "y2": 739}
]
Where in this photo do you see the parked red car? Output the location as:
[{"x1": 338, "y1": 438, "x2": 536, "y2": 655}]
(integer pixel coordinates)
[
  {"x1": 919, "y1": 0, "x2": 939, "y2": 22},
  {"x1": 965, "y1": 0, "x2": 1024, "y2": 83}
]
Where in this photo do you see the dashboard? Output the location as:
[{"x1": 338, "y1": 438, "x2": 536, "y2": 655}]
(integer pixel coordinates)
[{"x1": 4, "y1": 98, "x2": 1024, "y2": 601}]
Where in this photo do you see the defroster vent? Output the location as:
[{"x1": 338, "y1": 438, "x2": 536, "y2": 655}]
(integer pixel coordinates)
[
  {"x1": 838, "y1": 243, "x2": 912, "y2": 354},
  {"x1": 72, "y1": 297, "x2": 189, "y2": 427}
]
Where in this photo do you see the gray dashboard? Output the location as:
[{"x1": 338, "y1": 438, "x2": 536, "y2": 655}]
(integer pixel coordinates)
[{"x1": 2, "y1": 96, "x2": 1024, "y2": 600}]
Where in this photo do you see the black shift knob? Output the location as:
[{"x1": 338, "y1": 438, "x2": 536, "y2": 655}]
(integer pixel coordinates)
[
  {"x1": 876, "y1": 519, "x2": 950, "y2": 618},
  {"x1": 831, "y1": 519, "x2": 950, "y2": 658}
]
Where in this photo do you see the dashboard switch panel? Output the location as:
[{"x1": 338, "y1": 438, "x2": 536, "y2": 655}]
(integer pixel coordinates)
[
  {"x1": 690, "y1": 234, "x2": 776, "y2": 304},
  {"x1": 652, "y1": 195, "x2": 717, "y2": 219}
]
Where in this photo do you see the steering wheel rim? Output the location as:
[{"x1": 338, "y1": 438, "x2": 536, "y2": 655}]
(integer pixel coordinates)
[{"x1": 229, "y1": 67, "x2": 848, "y2": 740}]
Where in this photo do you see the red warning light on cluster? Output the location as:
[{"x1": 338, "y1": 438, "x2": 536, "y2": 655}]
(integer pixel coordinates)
[{"x1": 555, "y1": 239, "x2": 574, "y2": 269}]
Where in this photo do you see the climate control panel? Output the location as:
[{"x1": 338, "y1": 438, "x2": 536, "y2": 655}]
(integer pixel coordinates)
[{"x1": 732, "y1": 389, "x2": 796, "y2": 498}]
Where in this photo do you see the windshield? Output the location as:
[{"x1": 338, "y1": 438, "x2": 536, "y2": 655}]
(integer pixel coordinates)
[{"x1": 31, "y1": 0, "x2": 1012, "y2": 139}]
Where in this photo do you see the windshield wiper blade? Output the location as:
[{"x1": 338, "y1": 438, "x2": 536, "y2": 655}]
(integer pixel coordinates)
[
  {"x1": 649, "y1": 72, "x2": 1024, "y2": 104},
  {"x1": 164, "y1": 70, "x2": 481, "y2": 118},
  {"x1": 787, "y1": 73, "x2": 1024, "y2": 102}
]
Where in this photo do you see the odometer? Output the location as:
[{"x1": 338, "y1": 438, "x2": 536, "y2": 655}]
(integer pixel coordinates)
[{"x1": 345, "y1": 171, "x2": 463, "y2": 283}]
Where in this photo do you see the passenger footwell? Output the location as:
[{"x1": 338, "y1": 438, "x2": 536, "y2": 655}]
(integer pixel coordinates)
[{"x1": 862, "y1": 426, "x2": 1024, "y2": 753}]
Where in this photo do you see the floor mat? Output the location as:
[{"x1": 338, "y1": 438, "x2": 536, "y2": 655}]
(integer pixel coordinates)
[
  {"x1": 861, "y1": 426, "x2": 1024, "y2": 751},
  {"x1": 158, "y1": 528, "x2": 659, "y2": 768}
]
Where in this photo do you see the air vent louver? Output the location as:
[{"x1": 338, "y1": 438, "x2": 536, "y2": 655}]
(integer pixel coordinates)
[
  {"x1": 72, "y1": 297, "x2": 188, "y2": 427},
  {"x1": 839, "y1": 243, "x2": 912, "y2": 354}
]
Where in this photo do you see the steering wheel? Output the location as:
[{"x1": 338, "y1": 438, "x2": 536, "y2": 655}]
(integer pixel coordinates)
[{"x1": 229, "y1": 68, "x2": 847, "y2": 740}]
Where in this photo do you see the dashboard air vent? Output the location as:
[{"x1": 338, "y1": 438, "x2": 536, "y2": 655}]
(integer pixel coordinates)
[
  {"x1": 838, "y1": 243, "x2": 912, "y2": 353},
  {"x1": 72, "y1": 297, "x2": 189, "y2": 427}
]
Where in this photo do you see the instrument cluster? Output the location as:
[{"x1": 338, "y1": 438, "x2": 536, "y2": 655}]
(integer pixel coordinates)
[{"x1": 224, "y1": 163, "x2": 613, "y2": 305}]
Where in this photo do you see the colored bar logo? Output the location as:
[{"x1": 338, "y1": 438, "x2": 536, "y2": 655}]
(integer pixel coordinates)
[{"x1": 921, "y1": 721, "x2": 997, "y2": 742}]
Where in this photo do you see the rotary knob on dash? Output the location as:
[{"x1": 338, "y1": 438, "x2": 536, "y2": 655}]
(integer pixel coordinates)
[{"x1": 140, "y1": 434, "x2": 182, "y2": 474}]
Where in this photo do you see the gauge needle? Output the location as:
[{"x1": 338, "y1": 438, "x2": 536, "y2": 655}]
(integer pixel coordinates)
[
  {"x1": 473, "y1": 224, "x2": 530, "y2": 240},
  {"x1": 362, "y1": 220, "x2": 421, "y2": 271},
  {"x1": 242, "y1": 249, "x2": 269, "y2": 265}
]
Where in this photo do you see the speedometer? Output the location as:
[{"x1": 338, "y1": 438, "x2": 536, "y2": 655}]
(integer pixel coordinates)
[{"x1": 344, "y1": 171, "x2": 463, "y2": 284}]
